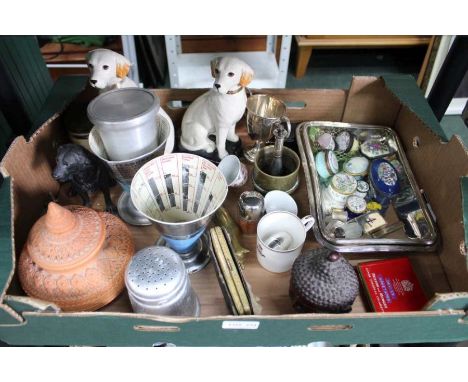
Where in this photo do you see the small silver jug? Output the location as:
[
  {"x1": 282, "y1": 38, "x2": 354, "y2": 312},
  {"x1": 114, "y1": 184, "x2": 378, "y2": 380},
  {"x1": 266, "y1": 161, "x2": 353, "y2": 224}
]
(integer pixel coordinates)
[{"x1": 125, "y1": 246, "x2": 200, "y2": 316}]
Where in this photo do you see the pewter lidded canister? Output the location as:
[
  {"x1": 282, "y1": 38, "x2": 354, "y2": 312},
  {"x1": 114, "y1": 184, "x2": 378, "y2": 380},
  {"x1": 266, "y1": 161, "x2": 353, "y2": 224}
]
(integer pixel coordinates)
[
  {"x1": 125, "y1": 246, "x2": 200, "y2": 316},
  {"x1": 87, "y1": 88, "x2": 160, "y2": 161}
]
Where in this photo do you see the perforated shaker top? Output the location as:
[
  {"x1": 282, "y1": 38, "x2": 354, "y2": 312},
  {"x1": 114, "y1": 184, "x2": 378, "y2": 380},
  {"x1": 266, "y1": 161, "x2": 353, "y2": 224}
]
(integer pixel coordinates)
[{"x1": 125, "y1": 246, "x2": 186, "y2": 301}]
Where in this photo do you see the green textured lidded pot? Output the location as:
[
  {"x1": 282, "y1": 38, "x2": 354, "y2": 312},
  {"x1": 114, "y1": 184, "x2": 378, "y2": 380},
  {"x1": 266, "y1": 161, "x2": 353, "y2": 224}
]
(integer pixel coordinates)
[{"x1": 289, "y1": 248, "x2": 359, "y2": 313}]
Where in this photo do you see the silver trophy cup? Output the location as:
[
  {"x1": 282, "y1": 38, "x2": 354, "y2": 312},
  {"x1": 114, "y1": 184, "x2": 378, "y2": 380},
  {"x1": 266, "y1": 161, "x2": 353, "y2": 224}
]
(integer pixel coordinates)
[{"x1": 244, "y1": 94, "x2": 291, "y2": 163}]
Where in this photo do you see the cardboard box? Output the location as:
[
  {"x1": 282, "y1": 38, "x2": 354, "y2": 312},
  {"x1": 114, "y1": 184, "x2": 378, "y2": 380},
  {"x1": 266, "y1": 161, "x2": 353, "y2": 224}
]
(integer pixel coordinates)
[{"x1": 0, "y1": 76, "x2": 467, "y2": 346}]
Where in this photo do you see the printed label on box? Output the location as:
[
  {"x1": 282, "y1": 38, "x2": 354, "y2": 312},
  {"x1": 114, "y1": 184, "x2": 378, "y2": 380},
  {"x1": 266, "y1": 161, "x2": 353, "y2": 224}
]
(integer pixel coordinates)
[{"x1": 222, "y1": 321, "x2": 260, "y2": 330}]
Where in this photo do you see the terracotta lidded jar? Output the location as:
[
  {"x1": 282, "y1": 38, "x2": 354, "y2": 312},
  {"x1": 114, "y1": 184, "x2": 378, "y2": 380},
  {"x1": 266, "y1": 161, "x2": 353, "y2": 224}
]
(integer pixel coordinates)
[{"x1": 18, "y1": 202, "x2": 134, "y2": 312}]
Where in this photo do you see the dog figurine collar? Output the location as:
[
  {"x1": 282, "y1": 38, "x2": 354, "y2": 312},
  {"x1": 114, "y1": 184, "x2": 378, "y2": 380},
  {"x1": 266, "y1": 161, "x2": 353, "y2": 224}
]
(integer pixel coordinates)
[{"x1": 227, "y1": 86, "x2": 245, "y2": 95}]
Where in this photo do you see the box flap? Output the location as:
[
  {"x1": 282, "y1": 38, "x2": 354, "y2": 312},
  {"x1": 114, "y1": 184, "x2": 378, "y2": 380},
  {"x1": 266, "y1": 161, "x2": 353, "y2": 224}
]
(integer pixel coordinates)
[
  {"x1": 342, "y1": 76, "x2": 401, "y2": 126},
  {"x1": 383, "y1": 74, "x2": 468, "y2": 290},
  {"x1": 381, "y1": 74, "x2": 449, "y2": 142},
  {"x1": 393, "y1": 101, "x2": 468, "y2": 292},
  {"x1": 4, "y1": 295, "x2": 60, "y2": 315},
  {"x1": 0, "y1": 305, "x2": 22, "y2": 325},
  {"x1": 344, "y1": 76, "x2": 468, "y2": 292},
  {"x1": 0, "y1": 177, "x2": 13, "y2": 301},
  {"x1": 344, "y1": 75, "x2": 450, "y2": 142},
  {"x1": 0, "y1": 115, "x2": 64, "y2": 256},
  {"x1": 0, "y1": 178, "x2": 23, "y2": 325},
  {"x1": 425, "y1": 292, "x2": 468, "y2": 311},
  {"x1": 463, "y1": 177, "x2": 468, "y2": 266}
]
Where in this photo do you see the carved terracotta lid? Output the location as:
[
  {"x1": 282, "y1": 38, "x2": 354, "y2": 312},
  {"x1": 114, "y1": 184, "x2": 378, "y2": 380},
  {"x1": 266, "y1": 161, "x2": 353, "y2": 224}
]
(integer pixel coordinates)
[
  {"x1": 19, "y1": 204, "x2": 135, "y2": 312},
  {"x1": 27, "y1": 203, "x2": 106, "y2": 272}
]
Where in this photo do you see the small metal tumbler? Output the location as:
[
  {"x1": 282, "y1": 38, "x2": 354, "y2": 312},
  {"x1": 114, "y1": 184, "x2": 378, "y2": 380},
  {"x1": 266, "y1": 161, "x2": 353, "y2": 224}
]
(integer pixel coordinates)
[{"x1": 125, "y1": 246, "x2": 200, "y2": 317}]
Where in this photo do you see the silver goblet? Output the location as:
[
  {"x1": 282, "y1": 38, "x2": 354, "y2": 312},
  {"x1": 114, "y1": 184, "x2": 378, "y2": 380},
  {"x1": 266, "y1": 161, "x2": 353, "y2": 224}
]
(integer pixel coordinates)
[
  {"x1": 88, "y1": 113, "x2": 172, "y2": 226},
  {"x1": 244, "y1": 94, "x2": 291, "y2": 163}
]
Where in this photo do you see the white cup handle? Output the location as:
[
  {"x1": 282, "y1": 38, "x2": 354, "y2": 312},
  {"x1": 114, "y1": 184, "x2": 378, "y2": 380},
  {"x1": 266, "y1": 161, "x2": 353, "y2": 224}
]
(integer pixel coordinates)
[{"x1": 301, "y1": 215, "x2": 315, "y2": 232}]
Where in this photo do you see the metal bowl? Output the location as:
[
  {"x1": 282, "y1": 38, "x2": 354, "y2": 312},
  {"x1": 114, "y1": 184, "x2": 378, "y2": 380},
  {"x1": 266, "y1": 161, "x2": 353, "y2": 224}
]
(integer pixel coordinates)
[
  {"x1": 253, "y1": 146, "x2": 300, "y2": 194},
  {"x1": 88, "y1": 111, "x2": 173, "y2": 226}
]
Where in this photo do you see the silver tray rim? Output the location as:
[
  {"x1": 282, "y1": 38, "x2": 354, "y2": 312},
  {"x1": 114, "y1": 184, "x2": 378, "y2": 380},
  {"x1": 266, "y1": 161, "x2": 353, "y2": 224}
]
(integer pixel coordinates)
[{"x1": 296, "y1": 121, "x2": 439, "y2": 253}]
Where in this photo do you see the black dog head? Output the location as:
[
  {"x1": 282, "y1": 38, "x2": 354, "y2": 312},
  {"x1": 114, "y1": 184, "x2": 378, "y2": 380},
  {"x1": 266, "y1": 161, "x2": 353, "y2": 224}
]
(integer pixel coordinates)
[{"x1": 52, "y1": 144, "x2": 95, "y2": 182}]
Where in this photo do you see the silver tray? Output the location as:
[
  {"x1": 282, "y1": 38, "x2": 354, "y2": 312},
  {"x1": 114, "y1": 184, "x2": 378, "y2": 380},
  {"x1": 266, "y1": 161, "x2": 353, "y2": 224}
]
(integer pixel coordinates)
[{"x1": 296, "y1": 121, "x2": 439, "y2": 253}]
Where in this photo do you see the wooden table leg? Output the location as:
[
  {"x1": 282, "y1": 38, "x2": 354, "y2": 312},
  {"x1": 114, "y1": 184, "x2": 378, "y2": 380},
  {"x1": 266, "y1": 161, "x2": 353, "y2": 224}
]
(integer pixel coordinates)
[
  {"x1": 295, "y1": 46, "x2": 313, "y2": 78},
  {"x1": 417, "y1": 36, "x2": 435, "y2": 87}
]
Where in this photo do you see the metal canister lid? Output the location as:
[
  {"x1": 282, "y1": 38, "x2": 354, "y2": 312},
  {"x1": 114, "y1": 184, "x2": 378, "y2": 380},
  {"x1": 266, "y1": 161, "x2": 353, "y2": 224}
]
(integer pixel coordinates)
[
  {"x1": 356, "y1": 180, "x2": 369, "y2": 194},
  {"x1": 330, "y1": 172, "x2": 357, "y2": 196},
  {"x1": 317, "y1": 132, "x2": 335, "y2": 150},
  {"x1": 346, "y1": 195, "x2": 367, "y2": 214},
  {"x1": 369, "y1": 159, "x2": 400, "y2": 197},
  {"x1": 360, "y1": 138, "x2": 391, "y2": 158},
  {"x1": 325, "y1": 150, "x2": 339, "y2": 175},
  {"x1": 87, "y1": 88, "x2": 160, "y2": 125},
  {"x1": 343, "y1": 156, "x2": 369, "y2": 177},
  {"x1": 335, "y1": 131, "x2": 353, "y2": 152},
  {"x1": 390, "y1": 159, "x2": 404, "y2": 177},
  {"x1": 125, "y1": 246, "x2": 186, "y2": 302}
]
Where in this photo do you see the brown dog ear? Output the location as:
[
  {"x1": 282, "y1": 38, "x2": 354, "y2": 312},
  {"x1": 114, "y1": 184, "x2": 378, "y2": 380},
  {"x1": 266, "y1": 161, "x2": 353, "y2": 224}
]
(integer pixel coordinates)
[
  {"x1": 115, "y1": 51, "x2": 132, "y2": 79},
  {"x1": 210, "y1": 57, "x2": 221, "y2": 78},
  {"x1": 116, "y1": 63, "x2": 130, "y2": 79},
  {"x1": 239, "y1": 62, "x2": 254, "y2": 87},
  {"x1": 239, "y1": 72, "x2": 253, "y2": 87}
]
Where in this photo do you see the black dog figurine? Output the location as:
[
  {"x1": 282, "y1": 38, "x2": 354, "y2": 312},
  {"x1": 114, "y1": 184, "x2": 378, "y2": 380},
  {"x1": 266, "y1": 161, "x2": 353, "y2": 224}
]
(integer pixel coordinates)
[{"x1": 52, "y1": 143, "x2": 117, "y2": 213}]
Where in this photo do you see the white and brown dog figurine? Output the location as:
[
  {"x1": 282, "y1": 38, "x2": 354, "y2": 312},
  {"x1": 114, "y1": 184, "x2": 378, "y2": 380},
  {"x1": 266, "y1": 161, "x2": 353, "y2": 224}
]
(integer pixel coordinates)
[
  {"x1": 180, "y1": 57, "x2": 254, "y2": 159},
  {"x1": 86, "y1": 48, "x2": 175, "y2": 154},
  {"x1": 86, "y1": 49, "x2": 137, "y2": 92}
]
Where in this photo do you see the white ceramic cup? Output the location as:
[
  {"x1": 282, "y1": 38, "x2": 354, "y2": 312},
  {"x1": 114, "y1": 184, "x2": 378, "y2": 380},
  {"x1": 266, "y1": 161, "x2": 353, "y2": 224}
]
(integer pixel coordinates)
[
  {"x1": 256, "y1": 211, "x2": 315, "y2": 273},
  {"x1": 218, "y1": 155, "x2": 248, "y2": 187},
  {"x1": 264, "y1": 190, "x2": 298, "y2": 215}
]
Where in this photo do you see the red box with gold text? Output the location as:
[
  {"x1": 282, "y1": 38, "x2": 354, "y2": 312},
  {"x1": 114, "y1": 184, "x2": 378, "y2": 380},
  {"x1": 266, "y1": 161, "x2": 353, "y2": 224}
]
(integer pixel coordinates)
[{"x1": 357, "y1": 258, "x2": 428, "y2": 312}]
